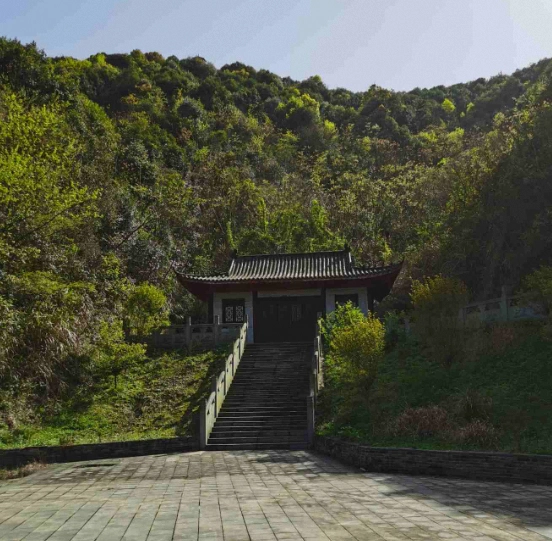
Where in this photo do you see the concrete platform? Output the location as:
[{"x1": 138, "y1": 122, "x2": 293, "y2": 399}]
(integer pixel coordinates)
[{"x1": 0, "y1": 450, "x2": 551, "y2": 540}]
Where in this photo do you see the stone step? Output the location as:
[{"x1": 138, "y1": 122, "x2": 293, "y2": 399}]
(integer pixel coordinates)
[
  {"x1": 221, "y1": 398, "x2": 307, "y2": 404},
  {"x1": 217, "y1": 410, "x2": 306, "y2": 418},
  {"x1": 223, "y1": 395, "x2": 305, "y2": 399},
  {"x1": 205, "y1": 442, "x2": 308, "y2": 451},
  {"x1": 226, "y1": 390, "x2": 305, "y2": 394},
  {"x1": 205, "y1": 341, "x2": 312, "y2": 451},
  {"x1": 218, "y1": 408, "x2": 307, "y2": 415},
  {"x1": 237, "y1": 364, "x2": 307, "y2": 367},
  {"x1": 211, "y1": 428, "x2": 306, "y2": 437},
  {"x1": 208, "y1": 435, "x2": 308, "y2": 445},
  {"x1": 215, "y1": 414, "x2": 305, "y2": 421},
  {"x1": 223, "y1": 398, "x2": 306, "y2": 403},
  {"x1": 224, "y1": 394, "x2": 306, "y2": 400},
  {"x1": 223, "y1": 396, "x2": 306, "y2": 402},
  {"x1": 225, "y1": 388, "x2": 306, "y2": 393},
  {"x1": 229, "y1": 380, "x2": 307, "y2": 385},
  {"x1": 213, "y1": 417, "x2": 307, "y2": 430}
]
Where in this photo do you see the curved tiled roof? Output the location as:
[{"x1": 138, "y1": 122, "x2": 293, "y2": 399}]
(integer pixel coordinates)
[{"x1": 176, "y1": 250, "x2": 402, "y2": 283}]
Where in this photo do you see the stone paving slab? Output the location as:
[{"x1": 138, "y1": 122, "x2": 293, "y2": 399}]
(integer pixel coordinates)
[{"x1": 0, "y1": 450, "x2": 551, "y2": 541}]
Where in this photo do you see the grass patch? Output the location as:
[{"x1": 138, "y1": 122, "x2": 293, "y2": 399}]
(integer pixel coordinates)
[
  {"x1": 0, "y1": 462, "x2": 45, "y2": 480},
  {"x1": 318, "y1": 323, "x2": 552, "y2": 454},
  {"x1": 0, "y1": 347, "x2": 228, "y2": 449}
]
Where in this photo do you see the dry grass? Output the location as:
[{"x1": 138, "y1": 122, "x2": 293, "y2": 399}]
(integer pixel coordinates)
[
  {"x1": 391, "y1": 406, "x2": 452, "y2": 439},
  {"x1": 0, "y1": 462, "x2": 45, "y2": 481},
  {"x1": 452, "y1": 420, "x2": 500, "y2": 449}
]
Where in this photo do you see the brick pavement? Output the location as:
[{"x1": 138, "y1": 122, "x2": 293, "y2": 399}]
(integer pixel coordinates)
[{"x1": 0, "y1": 450, "x2": 551, "y2": 540}]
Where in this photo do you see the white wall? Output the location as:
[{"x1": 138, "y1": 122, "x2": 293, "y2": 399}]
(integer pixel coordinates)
[
  {"x1": 213, "y1": 291, "x2": 254, "y2": 343},
  {"x1": 325, "y1": 287, "x2": 369, "y2": 315},
  {"x1": 258, "y1": 289, "x2": 321, "y2": 298},
  {"x1": 214, "y1": 287, "x2": 368, "y2": 343}
]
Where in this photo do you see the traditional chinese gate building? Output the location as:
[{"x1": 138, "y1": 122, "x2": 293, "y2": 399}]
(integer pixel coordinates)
[{"x1": 176, "y1": 248, "x2": 401, "y2": 344}]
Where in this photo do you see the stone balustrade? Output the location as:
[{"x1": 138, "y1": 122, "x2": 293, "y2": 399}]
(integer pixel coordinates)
[
  {"x1": 459, "y1": 290, "x2": 546, "y2": 326},
  {"x1": 307, "y1": 321, "x2": 324, "y2": 448},
  {"x1": 151, "y1": 316, "x2": 242, "y2": 350},
  {"x1": 199, "y1": 320, "x2": 248, "y2": 449}
]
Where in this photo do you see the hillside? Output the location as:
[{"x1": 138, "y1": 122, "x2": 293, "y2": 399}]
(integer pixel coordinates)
[
  {"x1": 319, "y1": 320, "x2": 552, "y2": 454},
  {"x1": 2, "y1": 37, "x2": 552, "y2": 436}
]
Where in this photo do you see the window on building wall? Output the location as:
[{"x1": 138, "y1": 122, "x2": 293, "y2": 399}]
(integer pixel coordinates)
[
  {"x1": 335, "y1": 293, "x2": 359, "y2": 307},
  {"x1": 222, "y1": 299, "x2": 246, "y2": 323}
]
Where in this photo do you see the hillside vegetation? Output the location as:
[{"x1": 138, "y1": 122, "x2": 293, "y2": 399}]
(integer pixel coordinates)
[
  {"x1": 319, "y1": 302, "x2": 552, "y2": 454},
  {"x1": 1, "y1": 347, "x2": 226, "y2": 449},
  {"x1": 2, "y1": 38, "x2": 552, "y2": 442}
]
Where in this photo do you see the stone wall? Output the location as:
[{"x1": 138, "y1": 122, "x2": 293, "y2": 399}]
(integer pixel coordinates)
[
  {"x1": 315, "y1": 436, "x2": 552, "y2": 485},
  {"x1": 0, "y1": 437, "x2": 197, "y2": 468}
]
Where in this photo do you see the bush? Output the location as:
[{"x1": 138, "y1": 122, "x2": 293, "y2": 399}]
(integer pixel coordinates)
[
  {"x1": 124, "y1": 282, "x2": 169, "y2": 338},
  {"x1": 411, "y1": 275, "x2": 468, "y2": 365},
  {"x1": 520, "y1": 265, "x2": 552, "y2": 314},
  {"x1": 93, "y1": 320, "x2": 146, "y2": 386},
  {"x1": 329, "y1": 312, "x2": 385, "y2": 390},
  {"x1": 450, "y1": 389, "x2": 492, "y2": 423},
  {"x1": 391, "y1": 406, "x2": 451, "y2": 439},
  {"x1": 319, "y1": 304, "x2": 385, "y2": 427},
  {"x1": 452, "y1": 420, "x2": 500, "y2": 449},
  {"x1": 489, "y1": 324, "x2": 517, "y2": 352},
  {"x1": 383, "y1": 310, "x2": 409, "y2": 348},
  {"x1": 319, "y1": 301, "x2": 365, "y2": 344}
]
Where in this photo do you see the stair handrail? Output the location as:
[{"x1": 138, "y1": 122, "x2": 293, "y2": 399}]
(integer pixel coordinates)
[
  {"x1": 199, "y1": 318, "x2": 248, "y2": 449},
  {"x1": 307, "y1": 320, "x2": 324, "y2": 447}
]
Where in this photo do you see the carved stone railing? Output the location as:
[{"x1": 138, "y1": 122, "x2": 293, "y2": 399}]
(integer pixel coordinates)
[
  {"x1": 151, "y1": 316, "x2": 242, "y2": 350},
  {"x1": 199, "y1": 319, "x2": 248, "y2": 449},
  {"x1": 459, "y1": 291, "x2": 546, "y2": 326},
  {"x1": 307, "y1": 317, "x2": 324, "y2": 448}
]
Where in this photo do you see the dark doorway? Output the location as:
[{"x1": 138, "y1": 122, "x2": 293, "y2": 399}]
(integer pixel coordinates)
[{"x1": 254, "y1": 296, "x2": 323, "y2": 343}]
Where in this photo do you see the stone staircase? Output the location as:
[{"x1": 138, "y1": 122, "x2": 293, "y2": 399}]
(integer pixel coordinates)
[{"x1": 206, "y1": 342, "x2": 312, "y2": 450}]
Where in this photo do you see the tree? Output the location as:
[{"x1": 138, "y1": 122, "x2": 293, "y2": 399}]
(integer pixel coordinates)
[
  {"x1": 0, "y1": 90, "x2": 97, "y2": 268},
  {"x1": 441, "y1": 98, "x2": 456, "y2": 114},
  {"x1": 124, "y1": 283, "x2": 169, "y2": 338}
]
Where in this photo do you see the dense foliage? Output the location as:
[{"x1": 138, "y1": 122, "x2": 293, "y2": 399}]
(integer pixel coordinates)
[
  {"x1": 320, "y1": 303, "x2": 385, "y2": 427},
  {"x1": 2, "y1": 37, "x2": 552, "y2": 440},
  {"x1": 0, "y1": 348, "x2": 226, "y2": 448},
  {"x1": 319, "y1": 292, "x2": 552, "y2": 454}
]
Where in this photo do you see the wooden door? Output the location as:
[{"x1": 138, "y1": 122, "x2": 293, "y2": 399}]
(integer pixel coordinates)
[{"x1": 254, "y1": 296, "x2": 322, "y2": 343}]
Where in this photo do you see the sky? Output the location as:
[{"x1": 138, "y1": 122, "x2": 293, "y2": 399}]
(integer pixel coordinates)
[{"x1": 2, "y1": 0, "x2": 552, "y2": 92}]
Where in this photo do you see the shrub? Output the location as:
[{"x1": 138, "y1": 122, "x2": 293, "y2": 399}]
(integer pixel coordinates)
[
  {"x1": 450, "y1": 389, "x2": 492, "y2": 423},
  {"x1": 383, "y1": 310, "x2": 409, "y2": 348},
  {"x1": 520, "y1": 265, "x2": 552, "y2": 314},
  {"x1": 319, "y1": 301, "x2": 365, "y2": 344},
  {"x1": 329, "y1": 313, "x2": 385, "y2": 390},
  {"x1": 411, "y1": 275, "x2": 468, "y2": 365},
  {"x1": 93, "y1": 320, "x2": 146, "y2": 386},
  {"x1": 489, "y1": 324, "x2": 517, "y2": 352},
  {"x1": 391, "y1": 406, "x2": 451, "y2": 439},
  {"x1": 452, "y1": 420, "x2": 500, "y2": 449},
  {"x1": 124, "y1": 282, "x2": 169, "y2": 338}
]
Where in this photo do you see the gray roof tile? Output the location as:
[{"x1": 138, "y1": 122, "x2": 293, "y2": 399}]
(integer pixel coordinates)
[{"x1": 176, "y1": 250, "x2": 401, "y2": 283}]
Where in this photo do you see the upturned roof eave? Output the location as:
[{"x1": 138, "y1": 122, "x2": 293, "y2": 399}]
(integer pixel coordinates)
[{"x1": 174, "y1": 262, "x2": 403, "y2": 286}]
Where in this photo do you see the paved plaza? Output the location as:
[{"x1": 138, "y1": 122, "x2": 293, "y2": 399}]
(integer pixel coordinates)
[{"x1": 0, "y1": 450, "x2": 551, "y2": 541}]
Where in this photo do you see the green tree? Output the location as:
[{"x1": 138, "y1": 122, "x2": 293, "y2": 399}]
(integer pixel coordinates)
[
  {"x1": 124, "y1": 283, "x2": 169, "y2": 338},
  {"x1": 442, "y1": 98, "x2": 456, "y2": 114}
]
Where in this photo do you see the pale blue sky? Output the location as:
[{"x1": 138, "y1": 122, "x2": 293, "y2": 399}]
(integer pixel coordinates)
[{"x1": 2, "y1": 0, "x2": 552, "y2": 91}]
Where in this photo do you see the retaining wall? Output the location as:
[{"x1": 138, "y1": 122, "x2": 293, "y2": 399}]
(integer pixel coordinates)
[
  {"x1": 0, "y1": 437, "x2": 198, "y2": 468},
  {"x1": 315, "y1": 436, "x2": 552, "y2": 485}
]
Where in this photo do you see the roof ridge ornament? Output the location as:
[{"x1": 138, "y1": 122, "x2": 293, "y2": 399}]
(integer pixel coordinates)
[{"x1": 343, "y1": 242, "x2": 353, "y2": 268}]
